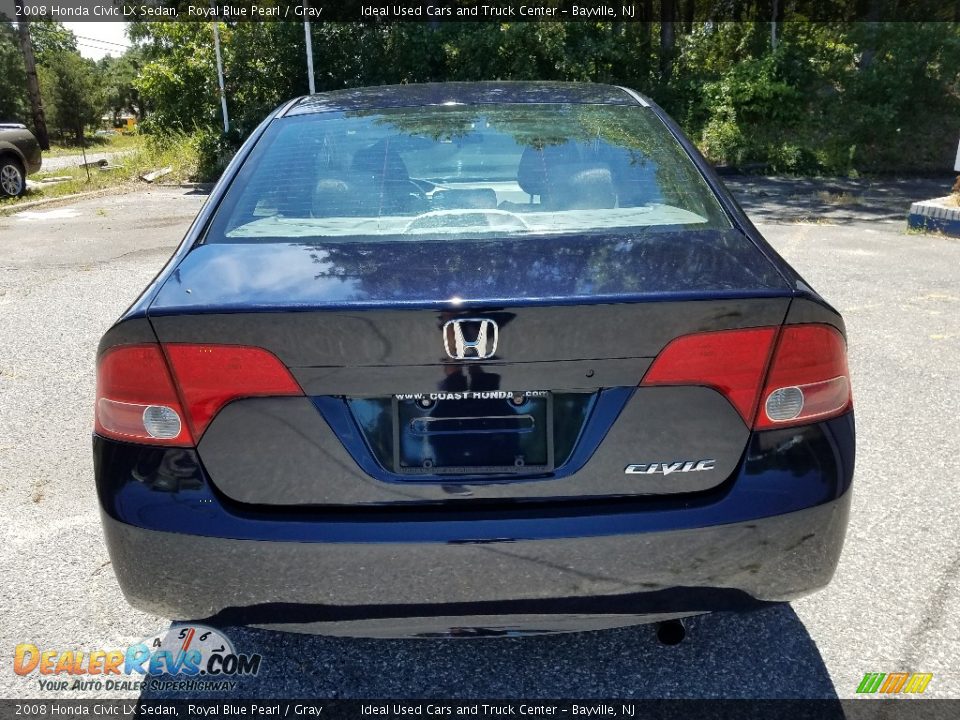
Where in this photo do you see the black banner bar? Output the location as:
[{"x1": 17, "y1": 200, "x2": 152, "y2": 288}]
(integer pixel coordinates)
[
  {"x1": 2, "y1": 0, "x2": 959, "y2": 23},
  {"x1": 1, "y1": 699, "x2": 959, "y2": 720}
]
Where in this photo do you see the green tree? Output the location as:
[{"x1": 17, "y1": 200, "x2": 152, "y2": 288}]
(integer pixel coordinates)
[
  {"x1": 39, "y1": 52, "x2": 105, "y2": 144},
  {"x1": 125, "y1": 16, "x2": 960, "y2": 177},
  {"x1": 0, "y1": 21, "x2": 28, "y2": 123},
  {"x1": 29, "y1": 19, "x2": 77, "y2": 64},
  {"x1": 131, "y1": 23, "x2": 220, "y2": 132},
  {"x1": 99, "y1": 49, "x2": 145, "y2": 124}
]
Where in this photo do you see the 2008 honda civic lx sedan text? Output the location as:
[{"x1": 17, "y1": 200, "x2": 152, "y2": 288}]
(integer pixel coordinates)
[{"x1": 94, "y1": 82, "x2": 854, "y2": 638}]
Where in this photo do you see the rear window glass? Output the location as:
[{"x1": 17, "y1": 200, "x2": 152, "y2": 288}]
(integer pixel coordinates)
[{"x1": 206, "y1": 103, "x2": 730, "y2": 243}]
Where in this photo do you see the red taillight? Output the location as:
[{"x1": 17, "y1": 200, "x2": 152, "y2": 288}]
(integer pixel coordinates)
[
  {"x1": 163, "y1": 344, "x2": 303, "y2": 439},
  {"x1": 95, "y1": 343, "x2": 303, "y2": 445},
  {"x1": 95, "y1": 344, "x2": 193, "y2": 446},
  {"x1": 640, "y1": 323, "x2": 852, "y2": 430},
  {"x1": 641, "y1": 327, "x2": 778, "y2": 423},
  {"x1": 754, "y1": 324, "x2": 851, "y2": 429}
]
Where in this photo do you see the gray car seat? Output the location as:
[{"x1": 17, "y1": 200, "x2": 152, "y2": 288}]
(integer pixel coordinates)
[{"x1": 507, "y1": 143, "x2": 616, "y2": 210}]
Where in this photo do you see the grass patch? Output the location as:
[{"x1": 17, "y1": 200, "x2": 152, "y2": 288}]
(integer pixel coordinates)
[
  {"x1": 1, "y1": 132, "x2": 201, "y2": 210},
  {"x1": 814, "y1": 190, "x2": 862, "y2": 206},
  {"x1": 45, "y1": 133, "x2": 144, "y2": 157},
  {"x1": 790, "y1": 216, "x2": 839, "y2": 225}
]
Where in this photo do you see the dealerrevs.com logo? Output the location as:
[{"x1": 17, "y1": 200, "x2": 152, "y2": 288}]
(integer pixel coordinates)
[{"x1": 14, "y1": 625, "x2": 262, "y2": 693}]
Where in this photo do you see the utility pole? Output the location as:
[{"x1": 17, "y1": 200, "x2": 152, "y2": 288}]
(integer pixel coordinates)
[
  {"x1": 13, "y1": 5, "x2": 50, "y2": 151},
  {"x1": 659, "y1": 0, "x2": 675, "y2": 80},
  {"x1": 211, "y1": 19, "x2": 230, "y2": 133},
  {"x1": 303, "y1": 5, "x2": 316, "y2": 95},
  {"x1": 771, "y1": 0, "x2": 779, "y2": 51}
]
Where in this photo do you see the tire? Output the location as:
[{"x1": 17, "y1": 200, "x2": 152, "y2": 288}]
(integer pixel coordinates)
[{"x1": 0, "y1": 156, "x2": 26, "y2": 198}]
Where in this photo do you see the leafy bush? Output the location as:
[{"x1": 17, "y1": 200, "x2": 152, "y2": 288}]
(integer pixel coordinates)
[
  {"x1": 190, "y1": 128, "x2": 240, "y2": 182},
  {"x1": 127, "y1": 21, "x2": 960, "y2": 178},
  {"x1": 671, "y1": 22, "x2": 960, "y2": 175}
]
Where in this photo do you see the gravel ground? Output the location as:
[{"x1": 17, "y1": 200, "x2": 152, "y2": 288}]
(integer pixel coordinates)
[
  {"x1": 36, "y1": 150, "x2": 136, "y2": 174},
  {"x1": 0, "y1": 179, "x2": 957, "y2": 700}
]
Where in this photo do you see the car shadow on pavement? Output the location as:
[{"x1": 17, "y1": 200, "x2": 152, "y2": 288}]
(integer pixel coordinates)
[{"x1": 139, "y1": 604, "x2": 838, "y2": 700}]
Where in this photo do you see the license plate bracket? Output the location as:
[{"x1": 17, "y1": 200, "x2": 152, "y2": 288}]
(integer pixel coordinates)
[{"x1": 391, "y1": 391, "x2": 554, "y2": 476}]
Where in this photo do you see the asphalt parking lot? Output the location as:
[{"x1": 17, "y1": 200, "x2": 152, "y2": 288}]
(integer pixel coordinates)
[{"x1": 1, "y1": 177, "x2": 958, "y2": 700}]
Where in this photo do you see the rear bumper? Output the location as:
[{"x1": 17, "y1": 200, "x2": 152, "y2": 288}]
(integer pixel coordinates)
[
  {"x1": 25, "y1": 153, "x2": 42, "y2": 176},
  {"x1": 95, "y1": 414, "x2": 854, "y2": 635},
  {"x1": 101, "y1": 492, "x2": 849, "y2": 635}
]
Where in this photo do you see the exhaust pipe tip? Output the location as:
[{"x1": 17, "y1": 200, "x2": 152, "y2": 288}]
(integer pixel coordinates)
[{"x1": 656, "y1": 619, "x2": 686, "y2": 646}]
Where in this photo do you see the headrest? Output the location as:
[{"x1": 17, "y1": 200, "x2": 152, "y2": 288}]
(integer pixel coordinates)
[
  {"x1": 546, "y1": 163, "x2": 616, "y2": 210},
  {"x1": 352, "y1": 142, "x2": 410, "y2": 184},
  {"x1": 516, "y1": 143, "x2": 578, "y2": 197},
  {"x1": 311, "y1": 177, "x2": 353, "y2": 217}
]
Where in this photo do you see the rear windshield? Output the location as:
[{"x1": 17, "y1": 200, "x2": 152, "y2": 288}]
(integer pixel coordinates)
[{"x1": 206, "y1": 103, "x2": 730, "y2": 243}]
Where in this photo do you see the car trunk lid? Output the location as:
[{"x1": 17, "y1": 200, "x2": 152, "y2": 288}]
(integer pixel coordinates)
[{"x1": 148, "y1": 228, "x2": 792, "y2": 506}]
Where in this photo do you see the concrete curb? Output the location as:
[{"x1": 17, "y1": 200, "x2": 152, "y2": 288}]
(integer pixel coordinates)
[
  {"x1": 907, "y1": 196, "x2": 960, "y2": 236},
  {"x1": 0, "y1": 186, "x2": 136, "y2": 216},
  {"x1": 0, "y1": 183, "x2": 208, "y2": 216}
]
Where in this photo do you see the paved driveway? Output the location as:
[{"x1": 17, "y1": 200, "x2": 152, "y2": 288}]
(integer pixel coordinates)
[{"x1": 0, "y1": 179, "x2": 957, "y2": 700}]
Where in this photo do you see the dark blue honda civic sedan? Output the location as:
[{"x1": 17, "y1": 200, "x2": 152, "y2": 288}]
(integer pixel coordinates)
[{"x1": 94, "y1": 82, "x2": 854, "y2": 638}]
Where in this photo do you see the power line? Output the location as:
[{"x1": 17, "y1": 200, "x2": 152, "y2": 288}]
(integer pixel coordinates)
[
  {"x1": 75, "y1": 38, "x2": 130, "y2": 50},
  {"x1": 75, "y1": 41, "x2": 123, "y2": 52},
  {"x1": 75, "y1": 41, "x2": 130, "y2": 55},
  {"x1": 74, "y1": 34, "x2": 130, "y2": 49}
]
